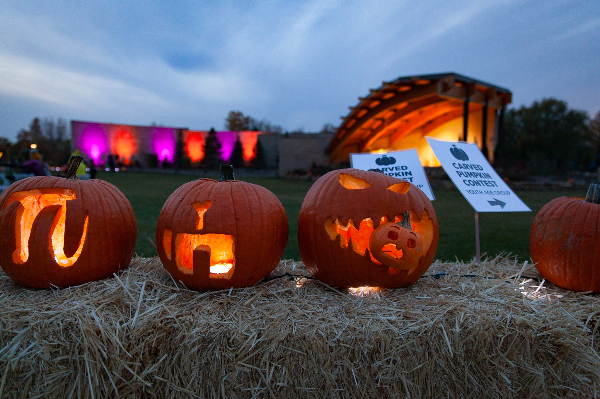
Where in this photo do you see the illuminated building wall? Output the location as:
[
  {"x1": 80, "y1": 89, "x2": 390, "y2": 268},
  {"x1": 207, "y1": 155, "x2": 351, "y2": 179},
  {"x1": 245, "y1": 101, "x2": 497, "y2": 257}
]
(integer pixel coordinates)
[
  {"x1": 184, "y1": 131, "x2": 205, "y2": 162},
  {"x1": 72, "y1": 121, "x2": 181, "y2": 166},
  {"x1": 72, "y1": 121, "x2": 264, "y2": 167},
  {"x1": 184, "y1": 130, "x2": 260, "y2": 164}
]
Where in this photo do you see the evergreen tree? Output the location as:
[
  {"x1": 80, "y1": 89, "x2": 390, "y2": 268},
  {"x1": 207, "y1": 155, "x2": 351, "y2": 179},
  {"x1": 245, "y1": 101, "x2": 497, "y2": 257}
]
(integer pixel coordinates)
[
  {"x1": 56, "y1": 118, "x2": 67, "y2": 142},
  {"x1": 229, "y1": 135, "x2": 245, "y2": 168},
  {"x1": 590, "y1": 110, "x2": 600, "y2": 155},
  {"x1": 202, "y1": 128, "x2": 222, "y2": 169},
  {"x1": 250, "y1": 138, "x2": 267, "y2": 169},
  {"x1": 175, "y1": 129, "x2": 185, "y2": 169}
]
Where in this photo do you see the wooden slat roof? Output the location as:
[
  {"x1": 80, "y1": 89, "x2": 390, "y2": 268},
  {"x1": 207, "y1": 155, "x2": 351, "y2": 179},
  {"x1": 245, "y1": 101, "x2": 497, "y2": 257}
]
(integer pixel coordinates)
[{"x1": 328, "y1": 73, "x2": 512, "y2": 163}]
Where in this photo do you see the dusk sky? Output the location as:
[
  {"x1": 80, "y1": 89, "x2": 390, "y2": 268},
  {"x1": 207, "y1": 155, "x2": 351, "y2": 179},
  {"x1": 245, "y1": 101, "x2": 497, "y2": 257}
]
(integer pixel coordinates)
[{"x1": 1, "y1": 1, "x2": 599, "y2": 141}]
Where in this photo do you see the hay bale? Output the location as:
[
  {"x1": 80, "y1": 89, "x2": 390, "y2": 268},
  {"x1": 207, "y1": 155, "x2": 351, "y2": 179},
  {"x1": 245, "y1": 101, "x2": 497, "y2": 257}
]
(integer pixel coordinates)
[{"x1": 1, "y1": 255, "x2": 600, "y2": 398}]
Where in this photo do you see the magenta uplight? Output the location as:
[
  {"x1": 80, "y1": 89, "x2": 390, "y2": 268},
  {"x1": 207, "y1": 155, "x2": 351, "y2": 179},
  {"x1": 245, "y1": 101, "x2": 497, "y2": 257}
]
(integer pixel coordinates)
[
  {"x1": 79, "y1": 125, "x2": 109, "y2": 166},
  {"x1": 217, "y1": 131, "x2": 237, "y2": 162},
  {"x1": 151, "y1": 128, "x2": 176, "y2": 163}
]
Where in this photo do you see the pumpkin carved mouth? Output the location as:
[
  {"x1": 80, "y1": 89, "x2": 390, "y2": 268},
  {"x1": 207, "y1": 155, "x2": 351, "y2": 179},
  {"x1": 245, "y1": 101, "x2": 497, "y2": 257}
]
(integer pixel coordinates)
[
  {"x1": 324, "y1": 209, "x2": 434, "y2": 274},
  {"x1": 381, "y1": 243, "x2": 403, "y2": 258}
]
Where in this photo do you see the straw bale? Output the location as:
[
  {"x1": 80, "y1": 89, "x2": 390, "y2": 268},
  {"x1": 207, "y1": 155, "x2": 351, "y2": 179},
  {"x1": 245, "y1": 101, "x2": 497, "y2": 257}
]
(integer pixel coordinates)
[{"x1": 2, "y1": 255, "x2": 600, "y2": 398}]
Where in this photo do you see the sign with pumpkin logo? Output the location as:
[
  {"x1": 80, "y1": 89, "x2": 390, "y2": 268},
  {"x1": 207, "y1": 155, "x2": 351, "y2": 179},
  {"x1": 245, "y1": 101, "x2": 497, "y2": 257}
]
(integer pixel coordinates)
[
  {"x1": 156, "y1": 165, "x2": 288, "y2": 290},
  {"x1": 426, "y1": 138, "x2": 530, "y2": 212},
  {"x1": 350, "y1": 149, "x2": 435, "y2": 200},
  {"x1": 0, "y1": 157, "x2": 137, "y2": 288},
  {"x1": 298, "y1": 168, "x2": 438, "y2": 288}
]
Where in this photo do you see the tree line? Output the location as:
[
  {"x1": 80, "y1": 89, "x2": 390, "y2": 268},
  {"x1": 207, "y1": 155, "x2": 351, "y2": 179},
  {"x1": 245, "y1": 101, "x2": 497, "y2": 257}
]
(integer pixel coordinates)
[
  {"x1": 0, "y1": 117, "x2": 71, "y2": 167},
  {"x1": 495, "y1": 98, "x2": 600, "y2": 176},
  {"x1": 2, "y1": 100, "x2": 598, "y2": 175}
]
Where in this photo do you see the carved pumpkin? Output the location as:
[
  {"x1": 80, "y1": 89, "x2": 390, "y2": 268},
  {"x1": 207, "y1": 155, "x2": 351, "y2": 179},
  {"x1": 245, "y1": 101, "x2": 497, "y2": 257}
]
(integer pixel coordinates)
[
  {"x1": 0, "y1": 156, "x2": 137, "y2": 288},
  {"x1": 298, "y1": 168, "x2": 439, "y2": 288},
  {"x1": 156, "y1": 165, "x2": 288, "y2": 290},
  {"x1": 530, "y1": 183, "x2": 600, "y2": 292}
]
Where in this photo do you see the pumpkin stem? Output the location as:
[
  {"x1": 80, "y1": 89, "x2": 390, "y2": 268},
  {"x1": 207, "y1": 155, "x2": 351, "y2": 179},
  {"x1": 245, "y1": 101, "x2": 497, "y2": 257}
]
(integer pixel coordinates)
[
  {"x1": 368, "y1": 168, "x2": 384, "y2": 174},
  {"x1": 585, "y1": 183, "x2": 600, "y2": 204},
  {"x1": 397, "y1": 211, "x2": 412, "y2": 230},
  {"x1": 220, "y1": 164, "x2": 235, "y2": 181},
  {"x1": 65, "y1": 155, "x2": 84, "y2": 180}
]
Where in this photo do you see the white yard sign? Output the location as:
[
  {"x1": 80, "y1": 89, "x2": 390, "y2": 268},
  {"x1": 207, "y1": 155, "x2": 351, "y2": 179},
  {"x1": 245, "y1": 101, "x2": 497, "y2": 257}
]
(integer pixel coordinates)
[
  {"x1": 426, "y1": 138, "x2": 530, "y2": 212},
  {"x1": 350, "y1": 149, "x2": 435, "y2": 200}
]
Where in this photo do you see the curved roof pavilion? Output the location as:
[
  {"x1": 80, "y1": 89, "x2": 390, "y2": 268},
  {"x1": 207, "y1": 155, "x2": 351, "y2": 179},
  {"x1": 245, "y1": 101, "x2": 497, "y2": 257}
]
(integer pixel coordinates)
[{"x1": 328, "y1": 73, "x2": 512, "y2": 167}]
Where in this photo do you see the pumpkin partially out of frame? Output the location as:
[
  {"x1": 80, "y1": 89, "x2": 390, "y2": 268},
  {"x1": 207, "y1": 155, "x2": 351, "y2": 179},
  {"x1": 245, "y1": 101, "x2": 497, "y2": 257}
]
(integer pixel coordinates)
[
  {"x1": 0, "y1": 156, "x2": 137, "y2": 288},
  {"x1": 156, "y1": 165, "x2": 288, "y2": 290},
  {"x1": 530, "y1": 184, "x2": 600, "y2": 292},
  {"x1": 298, "y1": 168, "x2": 439, "y2": 288}
]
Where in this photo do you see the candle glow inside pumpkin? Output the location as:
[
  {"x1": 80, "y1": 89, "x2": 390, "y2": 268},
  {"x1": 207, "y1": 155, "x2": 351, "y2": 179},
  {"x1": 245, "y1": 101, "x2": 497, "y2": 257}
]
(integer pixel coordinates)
[{"x1": 162, "y1": 199, "x2": 235, "y2": 278}]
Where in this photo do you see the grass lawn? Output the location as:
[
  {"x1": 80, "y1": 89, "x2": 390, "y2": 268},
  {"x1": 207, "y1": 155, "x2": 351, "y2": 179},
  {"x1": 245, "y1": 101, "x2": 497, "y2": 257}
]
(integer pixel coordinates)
[{"x1": 98, "y1": 170, "x2": 586, "y2": 263}]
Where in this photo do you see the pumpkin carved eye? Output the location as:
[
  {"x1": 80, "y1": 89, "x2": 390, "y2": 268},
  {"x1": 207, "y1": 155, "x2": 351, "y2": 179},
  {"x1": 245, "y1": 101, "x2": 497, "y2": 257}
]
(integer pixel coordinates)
[
  {"x1": 387, "y1": 182, "x2": 410, "y2": 194},
  {"x1": 338, "y1": 174, "x2": 370, "y2": 189}
]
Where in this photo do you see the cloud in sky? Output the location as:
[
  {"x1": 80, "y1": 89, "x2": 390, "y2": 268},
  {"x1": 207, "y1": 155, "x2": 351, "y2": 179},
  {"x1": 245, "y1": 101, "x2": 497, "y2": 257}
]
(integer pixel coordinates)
[{"x1": 0, "y1": 0, "x2": 598, "y2": 140}]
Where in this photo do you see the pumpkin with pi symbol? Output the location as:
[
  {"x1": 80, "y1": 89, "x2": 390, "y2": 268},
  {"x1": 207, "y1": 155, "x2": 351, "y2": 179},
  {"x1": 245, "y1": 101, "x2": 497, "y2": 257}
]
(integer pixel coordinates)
[
  {"x1": 156, "y1": 165, "x2": 288, "y2": 290},
  {"x1": 298, "y1": 168, "x2": 438, "y2": 288},
  {"x1": 0, "y1": 156, "x2": 137, "y2": 288},
  {"x1": 530, "y1": 183, "x2": 600, "y2": 292}
]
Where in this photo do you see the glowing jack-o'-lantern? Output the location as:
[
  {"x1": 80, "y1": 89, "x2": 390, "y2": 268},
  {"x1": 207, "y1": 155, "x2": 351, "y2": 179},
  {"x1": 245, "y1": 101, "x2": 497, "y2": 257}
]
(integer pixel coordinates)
[
  {"x1": 298, "y1": 168, "x2": 439, "y2": 288},
  {"x1": 0, "y1": 156, "x2": 137, "y2": 288},
  {"x1": 156, "y1": 165, "x2": 288, "y2": 290}
]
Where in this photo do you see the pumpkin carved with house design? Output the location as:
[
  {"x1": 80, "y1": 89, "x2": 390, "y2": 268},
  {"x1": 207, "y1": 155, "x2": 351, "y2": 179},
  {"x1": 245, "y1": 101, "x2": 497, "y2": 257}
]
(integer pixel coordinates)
[
  {"x1": 298, "y1": 168, "x2": 438, "y2": 288},
  {"x1": 0, "y1": 156, "x2": 137, "y2": 288},
  {"x1": 156, "y1": 165, "x2": 288, "y2": 290}
]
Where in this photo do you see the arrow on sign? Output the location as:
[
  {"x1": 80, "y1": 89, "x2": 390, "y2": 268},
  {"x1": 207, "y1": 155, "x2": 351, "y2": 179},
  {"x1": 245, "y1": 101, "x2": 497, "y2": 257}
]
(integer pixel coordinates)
[{"x1": 488, "y1": 198, "x2": 506, "y2": 208}]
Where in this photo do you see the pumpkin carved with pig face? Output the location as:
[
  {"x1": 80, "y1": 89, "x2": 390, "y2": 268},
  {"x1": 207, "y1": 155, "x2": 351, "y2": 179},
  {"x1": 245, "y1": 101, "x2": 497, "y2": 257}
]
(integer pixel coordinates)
[
  {"x1": 298, "y1": 168, "x2": 439, "y2": 288},
  {"x1": 156, "y1": 165, "x2": 288, "y2": 290},
  {"x1": 0, "y1": 156, "x2": 137, "y2": 288}
]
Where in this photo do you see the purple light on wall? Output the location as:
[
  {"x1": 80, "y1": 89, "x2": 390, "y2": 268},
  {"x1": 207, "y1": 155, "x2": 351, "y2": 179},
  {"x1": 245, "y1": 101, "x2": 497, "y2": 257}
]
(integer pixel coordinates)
[
  {"x1": 152, "y1": 128, "x2": 176, "y2": 163},
  {"x1": 217, "y1": 131, "x2": 238, "y2": 162},
  {"x1": 79, "y1": 126, "x2": 108, "y2": 166}
]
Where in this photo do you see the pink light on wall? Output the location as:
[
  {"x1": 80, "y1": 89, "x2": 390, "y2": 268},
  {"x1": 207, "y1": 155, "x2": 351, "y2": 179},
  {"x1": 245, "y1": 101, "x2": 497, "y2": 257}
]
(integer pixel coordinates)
[
  {"x1": 217, "y1": 131, "x2": 237, "y2": 162},
  {"x1": 79, "y1": 126, "x2": 108, "y2": 166},
  {"x1": 239, "y1": 131, "x2": 259, "y2": 160},
  {"x1": 152, "y1": 128, "x2": 176, "y2": 163},
  {"x1": 186, "y1": 131, "x2": 205, "y2": 162}
]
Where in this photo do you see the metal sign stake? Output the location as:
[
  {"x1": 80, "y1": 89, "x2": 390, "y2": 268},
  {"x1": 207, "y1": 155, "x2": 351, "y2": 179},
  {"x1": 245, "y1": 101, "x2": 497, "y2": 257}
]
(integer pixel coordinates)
[{"x1": 474, "y1": 211, "x2": 481, "y2": 264}]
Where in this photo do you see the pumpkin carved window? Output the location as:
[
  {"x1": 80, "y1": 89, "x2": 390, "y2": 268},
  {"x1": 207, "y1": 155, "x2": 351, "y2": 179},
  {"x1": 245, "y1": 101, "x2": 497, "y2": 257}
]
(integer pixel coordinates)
[
  {"x1": 298, "y1": 168, "x2": 439, "y2": 288},
  {"x1": 163, "y1": 200, "x2": 235, "y2": 279}
]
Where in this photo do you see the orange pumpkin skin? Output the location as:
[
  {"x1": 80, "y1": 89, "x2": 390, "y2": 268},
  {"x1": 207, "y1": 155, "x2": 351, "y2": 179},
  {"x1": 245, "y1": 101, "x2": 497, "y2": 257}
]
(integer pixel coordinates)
[
  {"x1": 369, "y1": 221, "x2": 423, "y2": 272},
  {"x1": 0, "y1": 175, "x2": 137, "y2": 288},
  {"x1": 156, "y1": 176, "x2": 288, "y2": 290},
  {"x1": 530, "y1": 196, "x2": 600, "y2": 292},
  {"x1": 298, "y1": 168, "x2": 439, "y2": 288}
]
